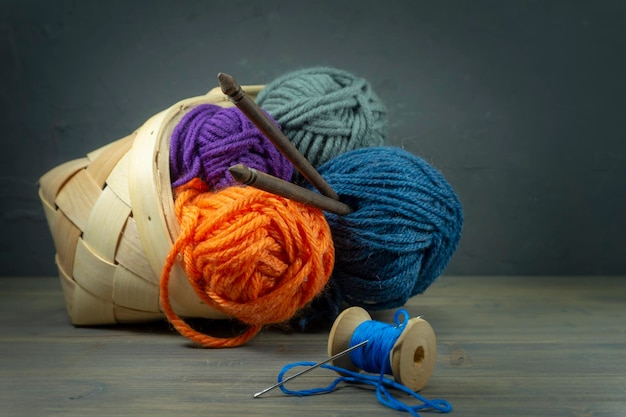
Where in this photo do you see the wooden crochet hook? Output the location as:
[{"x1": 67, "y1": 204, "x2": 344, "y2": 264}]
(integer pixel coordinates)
[
  {"x1": 229, "y1": 164, "x2": 352, "y2": 216},
  {"x1": 218, "y1": 72, "x2": 340, "y2": 202}
]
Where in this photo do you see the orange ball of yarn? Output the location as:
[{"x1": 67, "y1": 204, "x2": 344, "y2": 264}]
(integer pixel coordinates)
[{"x1": 160, "y1": 178, "x2": 335, "y2": 348}]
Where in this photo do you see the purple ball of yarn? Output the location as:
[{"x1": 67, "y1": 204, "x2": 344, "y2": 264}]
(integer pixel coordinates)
[{"x1": 169, "y1": 104, "x2": 293, "y2": 189}]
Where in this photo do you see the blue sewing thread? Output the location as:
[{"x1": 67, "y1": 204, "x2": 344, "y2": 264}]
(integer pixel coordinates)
[{"x1": 277, "y1": 309, "x2": 452, "y2": 416}]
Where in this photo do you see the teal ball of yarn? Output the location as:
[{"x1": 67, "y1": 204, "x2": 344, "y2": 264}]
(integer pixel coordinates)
[
  {"x1": 313, "y1": 147, "x2": 463, "y2": 311},
  {"x1": 256, "y1": 67, "x2": 388, "y2": 168}
]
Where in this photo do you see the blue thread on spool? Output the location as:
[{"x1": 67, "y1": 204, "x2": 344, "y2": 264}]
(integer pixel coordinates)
[
  {"x1": 348, "y1": 309, "x2": 410, "y2": 376},
  {"x1": 327, "y1": 307, "x2": 438, "y2": 392},
  {"x1": 276, "y1": 307, "x2": 452, "y2": 416}
]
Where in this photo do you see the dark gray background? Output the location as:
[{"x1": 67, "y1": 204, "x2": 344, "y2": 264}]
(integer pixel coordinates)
[{"x1": 1, "y1": 0, "x2": 625, "y2": 277}]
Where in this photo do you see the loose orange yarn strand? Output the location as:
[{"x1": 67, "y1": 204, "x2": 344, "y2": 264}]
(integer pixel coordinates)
[{"x1": 159, "y1": 178, "x2": 335, "y2": 348}]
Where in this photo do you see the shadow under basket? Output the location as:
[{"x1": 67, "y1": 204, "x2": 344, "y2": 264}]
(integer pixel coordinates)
[{"x1": 39, "y1": 85, "x2": 263, "y2": 325}]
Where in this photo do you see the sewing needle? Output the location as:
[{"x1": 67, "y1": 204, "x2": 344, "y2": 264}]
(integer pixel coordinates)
[{"x1": 253, "y1": 340, "x2": 368, "y2": 398}]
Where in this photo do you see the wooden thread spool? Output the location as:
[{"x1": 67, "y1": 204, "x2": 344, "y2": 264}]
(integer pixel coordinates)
[{"x1": 327, "y1": 306, "x2": 437, "y2": 392}]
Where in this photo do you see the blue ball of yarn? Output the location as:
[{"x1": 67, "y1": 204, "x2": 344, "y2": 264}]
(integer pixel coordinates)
[
  {"x1": 256, "y1": 67, "x2": 388, "y2": 169},
  {"x1": 312, "y1": 147, "x2": 463, "y2": 311}
]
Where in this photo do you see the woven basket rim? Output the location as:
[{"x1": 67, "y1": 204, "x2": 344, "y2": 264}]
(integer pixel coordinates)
[{"x1": 127, "y1": 85, "x2": 265, "y2": 318}]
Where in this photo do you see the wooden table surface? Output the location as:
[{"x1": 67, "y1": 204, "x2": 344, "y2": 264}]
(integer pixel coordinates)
[{"x1": 1, "y1": 276, "x2": 624, "y2": 417}]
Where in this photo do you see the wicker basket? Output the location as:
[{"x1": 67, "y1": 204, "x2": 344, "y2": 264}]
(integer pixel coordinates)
[{"x1": 39, "y1": 85, "x2": 263, "y2": 325}]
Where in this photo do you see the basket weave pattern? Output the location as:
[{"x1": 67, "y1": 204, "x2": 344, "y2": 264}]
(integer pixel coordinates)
[{"x1": 39, "y1": 86, "x2": 262, "y2": 325}]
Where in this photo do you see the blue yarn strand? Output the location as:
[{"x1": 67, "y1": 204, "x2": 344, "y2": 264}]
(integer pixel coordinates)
[
  {"x1": 276, "y1": 309, "x2": 452, "y2": 416},
  {"x1": 277, "y1": 363, "x2": 451, "y2": 416}
]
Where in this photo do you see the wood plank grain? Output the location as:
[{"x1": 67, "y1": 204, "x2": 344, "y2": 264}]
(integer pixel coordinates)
[{"x1": 0, "y1": 276, "x2": 624, "y2": 417}]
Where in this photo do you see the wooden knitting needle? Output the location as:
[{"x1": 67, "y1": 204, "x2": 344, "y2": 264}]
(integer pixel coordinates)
[
  {"x1": 229, "y1": 164, "x2": 352, "y2": 216},
  {"x1": 218, "y1": 72, "x2": 341, "y2": 202},
  {"x1": 253, "y1": 340, "x2": 368, "y2": 398}
]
